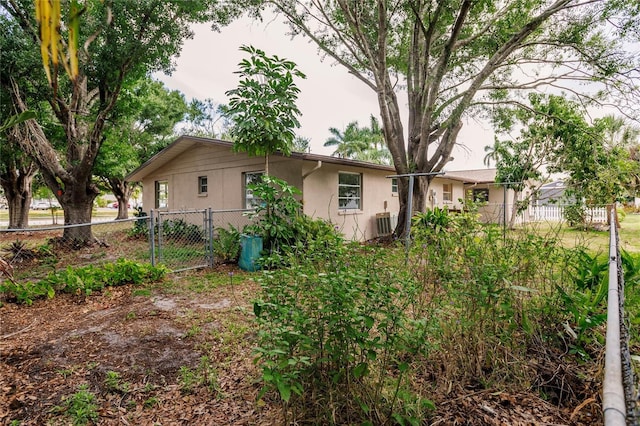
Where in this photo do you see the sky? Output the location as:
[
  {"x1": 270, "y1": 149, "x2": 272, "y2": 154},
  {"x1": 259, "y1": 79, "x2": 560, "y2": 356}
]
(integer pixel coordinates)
[{"x1": 154, "y1": 16, "x2": 495, "y2": 171}]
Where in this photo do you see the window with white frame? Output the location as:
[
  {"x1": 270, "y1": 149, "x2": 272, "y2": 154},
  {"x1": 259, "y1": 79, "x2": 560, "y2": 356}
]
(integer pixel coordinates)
[
  {"x1": 198, "y1": 176, "x2": 208, "y2": 194},
  {"x1": 472, "y1": 188, "x2": 489, "y2": 202},
  {"x1": 338, "y1": 172, "x2": 362, "y2": 209},
  {"x1": 391, "y1": 178, "x2": 398, "y2": 194},
  {"x1": 155, "y1": 180, "x2": 168, "y2": 209},
  {"x1": 443, "y1": 183, "x2": 453, "y2": 202},
  {"x1": 244, "y1": 171, "x2": 264, "y2": 208}
]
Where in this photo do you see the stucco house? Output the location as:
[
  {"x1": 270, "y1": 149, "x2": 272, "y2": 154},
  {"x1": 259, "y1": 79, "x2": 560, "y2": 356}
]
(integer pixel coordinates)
[
  {"x1": 441, "y1": 169, "x2": 525, "y2": 224},
  {"x1": 126, "y1": 136, "x2": 403, "y2": 241},
  {"x1": 126, "y1": 136, "x2": 514, "y2": 239}
]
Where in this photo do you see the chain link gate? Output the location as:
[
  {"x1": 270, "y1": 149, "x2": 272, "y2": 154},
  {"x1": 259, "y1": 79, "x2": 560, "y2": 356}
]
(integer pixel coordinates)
[{"x1": 150, "y1": 209, "x2": 213, "y2": 272}]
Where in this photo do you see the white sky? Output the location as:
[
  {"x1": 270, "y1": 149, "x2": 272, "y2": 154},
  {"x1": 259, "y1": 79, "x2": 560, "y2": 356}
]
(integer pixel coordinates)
[{"x1": 154, "y1": 17, "x2": 494, "y2": 171}]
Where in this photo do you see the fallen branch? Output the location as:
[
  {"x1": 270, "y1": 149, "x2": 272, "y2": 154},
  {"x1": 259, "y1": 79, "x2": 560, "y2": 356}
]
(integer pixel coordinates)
[{"x1": 0, "y1": 319, "x2": 38, "y2": 340}]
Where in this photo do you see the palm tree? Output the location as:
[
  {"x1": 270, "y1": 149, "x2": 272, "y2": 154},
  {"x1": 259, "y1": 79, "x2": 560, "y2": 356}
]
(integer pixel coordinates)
[
  {"x1": 324, "y1": 115, "x2": 391, "y2": 164},
  {"x1": 324, "y1": 121, "x2": 369, "y2": 158}
]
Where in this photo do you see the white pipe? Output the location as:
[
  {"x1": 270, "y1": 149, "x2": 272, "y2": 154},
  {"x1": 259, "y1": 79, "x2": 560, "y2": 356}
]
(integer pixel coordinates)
[{"x1": 603, "y1": 209, "x2": 626, "y2": 425}]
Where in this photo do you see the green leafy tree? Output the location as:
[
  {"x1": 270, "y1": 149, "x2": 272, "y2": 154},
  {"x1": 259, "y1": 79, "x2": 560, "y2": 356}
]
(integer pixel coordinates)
[
  {"x1": 250, "y1": 0, "x2": 640, "y2": 236},
  {"x1": 94, "y1": 78, "x2": 190, "y2": 219},
  {"x1": 225, "y1": 45, "x2": 306, "y2": 175},
  {"x1": 0, "y1": 0, "x2": 239, "y2": 244},
  {"x1": 558, "y1": 114, "x2": 639, "y2": 210},
  {"x1": 183, "y1": 98, "x2": 232, "y2": 139},
  {"x1": 0, "y1": 126, "x2": 37, "y2": 229},
  {"x1": 485, "y1": 136, "x2": 546, "y2": 229},
  {"x1": 493, "y1": 96, "x2": 638, "y2": 227}
]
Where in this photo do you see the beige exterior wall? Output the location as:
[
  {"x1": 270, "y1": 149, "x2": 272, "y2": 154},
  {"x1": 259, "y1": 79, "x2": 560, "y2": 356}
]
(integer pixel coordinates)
[
  {"x1": 465, "y1": 184, "x2": 518, "y2": 224},
  {"x1": 426, "y1": 178, "x2": 466, "y2": 211},
  {"x1": 138, "y1": 141, "x2": 397, "y2": 240},
  {"x1": 302, "y1": 162, "x2": 399, "y2": 241},
  {"x1": 140, "y1": 144, "x2": 305, "y2": 211}
]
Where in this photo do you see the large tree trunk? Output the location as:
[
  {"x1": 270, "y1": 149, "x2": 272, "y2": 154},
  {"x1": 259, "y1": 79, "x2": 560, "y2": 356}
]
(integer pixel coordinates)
[
  {"x1": 0, "y1": 163, "x2": 36, "y2": 229},
  {"x1": 60, "y1": 184, "x2": 98, "y2": 244},
  {"x1": 108, "y1": 178, "x2": 133, "y2": 220}
]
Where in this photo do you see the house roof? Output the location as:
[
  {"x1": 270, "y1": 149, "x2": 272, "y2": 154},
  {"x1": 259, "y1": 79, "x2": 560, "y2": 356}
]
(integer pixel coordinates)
[
  {"x1": 441, "y1": 168, "x2": 497, "y2": 184},
  {"x1": 126, "y1": 135, "x2": 396, "y2": 182},
  {"x1": 126, "y1": 135, "x2": 500, "y2": 185},
  {"x1": 540, "y1": 180, "x2": 566, "y2": 189}
]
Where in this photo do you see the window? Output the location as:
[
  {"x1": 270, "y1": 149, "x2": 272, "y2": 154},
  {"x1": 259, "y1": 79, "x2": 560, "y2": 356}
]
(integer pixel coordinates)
[
  {"x1": 244, "y1": 171, "x2": 264, "y2": 208},
  {"x1": 198, "y1": 176, "x2": 208, "y2": 194},
  {"x1": 471, "y1": 188, "x2": 489, "y2": 202},
  {"x1": 443, "y1": 183, "x2": 453, "y2": 202},
  {"x1": 155, "y1": 180, "x2": 168, "y2": 209},
  {"x1": 391, "y1": 178, "x2": 398, "y2": 194},
  {"x1": 338, "y1": 172, "x2": 362, "y2": 209}
]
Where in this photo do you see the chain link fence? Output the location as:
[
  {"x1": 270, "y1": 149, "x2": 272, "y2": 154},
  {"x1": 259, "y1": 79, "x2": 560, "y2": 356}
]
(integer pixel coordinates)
[
  {"x1": 0, "y1": 208, "x2": 254, "y2": 278},
  {"x1": 0, "y1": 217, "x2": 152, "y2": 281}
]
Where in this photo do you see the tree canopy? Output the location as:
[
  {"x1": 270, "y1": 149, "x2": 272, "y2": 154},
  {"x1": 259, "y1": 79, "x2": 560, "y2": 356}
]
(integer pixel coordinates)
[
  {"x1": 225, "y1": 45, "x2": 306, "y2": 175},
  {"x1": 94, "y1": 77, "x2": 190, "y2": 219},
  {"x1": 250, "y1": 0, "x2": 640, "y2": 235},
  {"x1": 0, "y1": 0, "x2": 240, "y2": 242},
  {"x1": 489, "y1": 94, "x2": 639, "y2": 226}
]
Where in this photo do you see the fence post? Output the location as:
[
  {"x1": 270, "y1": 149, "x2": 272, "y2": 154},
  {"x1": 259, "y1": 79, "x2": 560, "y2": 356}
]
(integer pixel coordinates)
[
  {"x1": 157, "y1": 211, "x2": 164, "y2": 264},
  {"x1": 149, "y1": 209, "x2": 156, "y2": 267},
  {"x1": 208, "y1": 208, "x2": 214, "y2": 268}
]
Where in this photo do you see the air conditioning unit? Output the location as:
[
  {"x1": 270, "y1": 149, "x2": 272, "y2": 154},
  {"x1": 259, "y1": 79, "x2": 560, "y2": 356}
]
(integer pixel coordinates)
[{"x1": 376, "y1": 212, "x2": 392, "y2": 237}]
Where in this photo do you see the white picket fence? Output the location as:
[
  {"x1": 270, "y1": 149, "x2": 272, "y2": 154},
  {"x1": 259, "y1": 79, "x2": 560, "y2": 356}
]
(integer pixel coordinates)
[{"x1": 528, "y1": 205, "x2": 608, "y2": 223}]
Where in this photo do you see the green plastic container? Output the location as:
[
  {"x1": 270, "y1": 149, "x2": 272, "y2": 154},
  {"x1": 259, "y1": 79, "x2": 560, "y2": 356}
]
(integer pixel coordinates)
[{"x1": 239, "y1": 234, "x2": 263, "y2": 272}]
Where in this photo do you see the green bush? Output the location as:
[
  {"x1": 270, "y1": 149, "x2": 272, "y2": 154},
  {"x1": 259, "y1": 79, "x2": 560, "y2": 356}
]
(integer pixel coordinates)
[
  {"x1": 212, "y1": 225, "x2": 241, "y2": 263},
  {"x1": 0, "y1": 259, "x2": 167, "y2": 305},
  {"x1": 162, "y1": 218, "x2": 204, "y2": 242},
  {"x1": 253, "y1": 242, "x2": 432, "y2": 424},
  {"x1": 245, "y1": 176, "x2": 303, "y2": 254}
]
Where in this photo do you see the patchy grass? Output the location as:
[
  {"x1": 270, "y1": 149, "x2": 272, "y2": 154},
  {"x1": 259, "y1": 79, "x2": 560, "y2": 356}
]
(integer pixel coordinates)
[{"x1": 517, "y1": 212, "x2": 640, "y2": 254}]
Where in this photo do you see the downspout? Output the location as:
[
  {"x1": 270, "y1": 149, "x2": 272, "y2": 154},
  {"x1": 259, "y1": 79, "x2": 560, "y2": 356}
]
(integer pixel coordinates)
[
  {"x1": 302, "y1": 161, "x2": 322, "y2": 180},
  {"x1": 301, "y1": 161, "x2": 322, "y2": 216}
]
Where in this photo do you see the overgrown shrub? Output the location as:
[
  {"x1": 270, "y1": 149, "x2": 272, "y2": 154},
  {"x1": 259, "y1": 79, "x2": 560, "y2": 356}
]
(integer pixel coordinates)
[
  {"x1": 161, "y1": 218, "x2": 204, "y2": 242},
  {"x1": 254, "y1": 241, "x2": 433, "y2": 424},
  {"x1": 245, "y1": 175, "x2": 303, "y2": 254},
  {"x1": 408, "y1": 212, "x2": 599, "y2": 392}
]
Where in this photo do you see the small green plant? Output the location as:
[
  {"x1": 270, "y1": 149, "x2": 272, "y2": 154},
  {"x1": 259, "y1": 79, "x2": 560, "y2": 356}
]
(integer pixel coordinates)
[
  {"x1": 178, "y1": 366, "x2": 198, "y2": 394},
  {"x1": 54, "y1": 384, "x2": 99, "y2": 425},
  {"x1": 212, "y1": 225, "x2": 241, "y2": 263},
  {"x1": 144, "y1": 397, "x2": 159, "y2": 408},
  {"x1": 104, "y1": 371, "x2": 130, "y2": 393},
  {"x1": 412, "y1": 206, "x2": 454, "y2": 233},
  {"x1": 57, "y1": 368, "x2": 75, "y2": 378},
  {"x1": 128, "y1": 208, "x2": 149, "y2": 238},
  {"x1": 177, "y1": 357, "x2": 219, "y2": 394},
  {"x1": 185, "y1": 325, "x2": 201, "y2": 338}
]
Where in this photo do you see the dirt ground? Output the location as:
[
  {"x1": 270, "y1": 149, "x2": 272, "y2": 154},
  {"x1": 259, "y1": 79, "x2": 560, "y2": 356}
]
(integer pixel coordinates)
[{"x1": 1, "y1": 264, "x2": 602, "y2": 425}]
